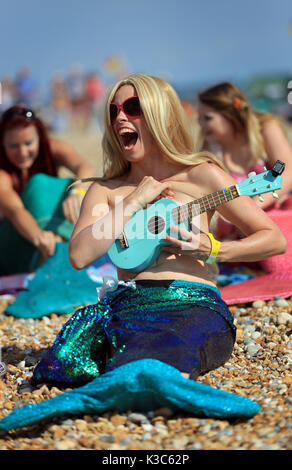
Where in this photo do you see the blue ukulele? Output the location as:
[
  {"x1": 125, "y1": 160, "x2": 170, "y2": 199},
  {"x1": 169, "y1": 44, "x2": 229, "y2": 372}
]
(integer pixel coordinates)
[{"x1": 107, "y1": 160, "x2": 285, "y2": 272}]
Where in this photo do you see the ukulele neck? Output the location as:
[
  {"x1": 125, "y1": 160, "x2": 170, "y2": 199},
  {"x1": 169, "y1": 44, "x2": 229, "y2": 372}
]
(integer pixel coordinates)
[{"x1": 172, "y1": 185, "x2": 239, "y2": 223}]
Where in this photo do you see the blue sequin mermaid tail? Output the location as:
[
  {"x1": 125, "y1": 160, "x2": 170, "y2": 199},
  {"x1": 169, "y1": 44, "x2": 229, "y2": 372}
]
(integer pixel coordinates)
[
  {"x1": 0, "y1": 359, "x2": 260, "y2": 433},
  {"x1": 32, "y1": 280, "x2": 236, "y2": 386}
]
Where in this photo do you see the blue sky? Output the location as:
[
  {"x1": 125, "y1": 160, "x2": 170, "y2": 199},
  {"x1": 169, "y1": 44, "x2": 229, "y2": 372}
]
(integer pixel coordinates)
[{"x1": 1, "y1": 0, "x2": 291, "y2": 97}]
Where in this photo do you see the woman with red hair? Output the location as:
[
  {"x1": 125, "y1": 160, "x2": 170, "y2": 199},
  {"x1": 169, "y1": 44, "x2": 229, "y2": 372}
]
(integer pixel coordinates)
[{"x1": 0, "y1": 106, "x2": 96, "y2": 274}]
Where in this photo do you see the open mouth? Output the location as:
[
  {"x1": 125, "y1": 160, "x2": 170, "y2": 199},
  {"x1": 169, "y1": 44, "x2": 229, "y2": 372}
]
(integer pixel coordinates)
[
  {"x1": 119, "y1": 128, "x2": 138, "y2": 151},
  {"x1": 17, "y1": 159, "x2": 32, "y2": 166}
]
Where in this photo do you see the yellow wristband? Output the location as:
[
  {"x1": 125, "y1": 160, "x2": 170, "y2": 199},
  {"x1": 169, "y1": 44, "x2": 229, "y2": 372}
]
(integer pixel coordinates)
[
  {"x1": 70, "y1": 187, "x2": 87, "y2": 197},
  {"x1": 206, "y1": 233, "x2": 221, "y2": 264}
]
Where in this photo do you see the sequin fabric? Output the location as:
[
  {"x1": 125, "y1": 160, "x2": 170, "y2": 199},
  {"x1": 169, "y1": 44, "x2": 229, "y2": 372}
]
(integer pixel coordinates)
[
  {"x1": 0, "y1": 359, "x2": 260, "y2": 434},
  {"x1": 32, "y1": 279, "x2": 236, "y2": 386}
]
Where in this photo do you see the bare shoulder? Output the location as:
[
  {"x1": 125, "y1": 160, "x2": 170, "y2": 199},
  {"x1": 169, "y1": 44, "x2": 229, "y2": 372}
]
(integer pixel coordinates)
[
  {"x1": 49, "y1": 137, "x2": 71, "y2": 152},
  {"x1": 261, "y1": 118, "x2": 288, "y2": 141},
  {"x1": 83, "y1": 176, "x2": 128, "y2": 206},
  {"x1": 185, "y1": 162, "x2": 235, "y2": 192},
  {"x1": 86, "y1": 176, "x2": 125, "y2": 194},
  {"x1": 0, "y1": 170, "x2": 14, "y2": 190},
  {"x1": 49, "y1": 137, "x2": 84, "y2": 164},
  {"x1": 261, "y1": 116, "x2": 282, "y2": 131}
]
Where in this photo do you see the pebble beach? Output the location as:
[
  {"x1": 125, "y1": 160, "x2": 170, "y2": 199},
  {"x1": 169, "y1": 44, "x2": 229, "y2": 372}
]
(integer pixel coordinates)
[{"x1": 0, "y1": 295, "x2": 291, "y2": 451}]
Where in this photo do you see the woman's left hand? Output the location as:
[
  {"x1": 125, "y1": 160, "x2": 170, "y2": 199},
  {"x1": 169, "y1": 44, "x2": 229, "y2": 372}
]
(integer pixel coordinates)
[
  {"x1": 62, "y1": 193, "x2": 83, "y2": 225},
  {"x1": 162, "y1": 225, "x2": 211, "y2": 261}
]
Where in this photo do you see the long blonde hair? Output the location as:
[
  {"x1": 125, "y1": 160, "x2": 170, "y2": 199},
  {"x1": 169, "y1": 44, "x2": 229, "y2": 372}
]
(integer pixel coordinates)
[
  {"x1": 198, "y1": 81, "x2": 279, "y2": 168},
  {"x1": 102, "y1": 73, "x2": 224, "y2": 179}
]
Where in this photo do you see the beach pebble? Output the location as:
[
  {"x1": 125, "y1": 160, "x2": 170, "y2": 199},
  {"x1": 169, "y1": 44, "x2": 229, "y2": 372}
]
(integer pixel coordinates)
[
  {"x1": 99, "y1": 434, "x2": 116, "y2": 443},
  {"x1": 55, "y1": 439, "x2": 76, "y2": 450},
  {"x1": 252, "y1": 300, "x2": 265, "y2": 308},
  {"x1": 127, "y1": 412, "x2": 148, "y2": 424},
  {"x1": 17, "y1": 361, "x2": 26, "y2": 369},
  {"x1": 154, "y1": 407, "x2": 174, "y2": 418},
  {"x1": 246, "y1": 343, "x2": 261, "y2": 356},
  {"x1": 18, "y1": 383, "x2": 33, "y2": 394},
  {"x1": 243, "y1": 338, "x2": 254, "y2": 345},
  {"x1": 251, "y1": 331, "x2": 261, "y2": 340},
  {"x1": 24, "y1": 355, "x2": 39, "y2": 367},
  {"x1": 172, "y1": 437, "x2": 189, "y2": 448},
  {"x1": 141, "y1": 423, "x2": 153, "y2": 432},
  {"x1": 189, "y1": 443, "x2": 203, "y2": 450},
  {"x1": 273, "y1": 298, "x2": 289, "y2": 308},
  {"x1": 276, "y1": 312, "x2": 292, "y2": 325},
  {"x1": 61, "y1": 419, "x2": 73, "y2": 426},
  {"x1": 120, "y1": 437, "x2": 132, "y2": 446}
]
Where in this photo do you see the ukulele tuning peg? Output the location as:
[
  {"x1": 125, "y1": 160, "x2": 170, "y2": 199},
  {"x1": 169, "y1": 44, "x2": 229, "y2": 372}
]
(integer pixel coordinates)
[
  {"x1": 272, "y1": 192, "x2": 279, "y2": 199},
  {"x1": 248, "y1": 171, "x2": 257, "y2": 178},
  {"x1": 263, "y1": 166, "x2": 267, "y2": 171},
  {"x1": 258, "y1": 195, "x2": 264, "y2": 202}
]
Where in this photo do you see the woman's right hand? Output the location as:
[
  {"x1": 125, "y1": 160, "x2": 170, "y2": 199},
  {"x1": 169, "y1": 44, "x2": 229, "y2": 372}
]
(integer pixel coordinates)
[
  {"x1": 126, "y1": 176, "x2": 175, "y2": 209},
  {"x1": 33, "y1": 230, "x2": 57, "y2": 263}
]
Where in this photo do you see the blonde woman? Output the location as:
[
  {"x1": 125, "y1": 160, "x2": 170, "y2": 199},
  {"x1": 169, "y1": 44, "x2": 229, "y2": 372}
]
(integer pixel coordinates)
[
  {"x1": 198, "y1": 82, "x2": 292, "y2": 276},
  {"x1": 31, "y1": 74, "x2": 286, "y2": 387}
]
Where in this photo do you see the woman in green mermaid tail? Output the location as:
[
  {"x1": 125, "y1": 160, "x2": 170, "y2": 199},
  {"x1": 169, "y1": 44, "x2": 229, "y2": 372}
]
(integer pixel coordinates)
[{"x1": 0, "y1": 106, "x2": 97, "y2": 274}]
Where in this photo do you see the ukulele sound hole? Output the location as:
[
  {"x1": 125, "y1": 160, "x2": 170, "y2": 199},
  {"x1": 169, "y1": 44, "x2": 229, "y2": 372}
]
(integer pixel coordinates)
[{"x1": 147, "y1": 216, "x2": 165, "y2": 235}]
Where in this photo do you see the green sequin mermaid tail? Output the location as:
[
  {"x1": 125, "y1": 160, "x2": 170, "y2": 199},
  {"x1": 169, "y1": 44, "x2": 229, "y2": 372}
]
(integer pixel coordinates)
[
  {"x1": 0, "y1": 173, "x2": 74, "y2": 275},
  {"x1": 0, "y1": 359, "x2": 260, "y2": 434},
  {"x1": 31, "y1": 301, "x2": 111, "y2": 385}
]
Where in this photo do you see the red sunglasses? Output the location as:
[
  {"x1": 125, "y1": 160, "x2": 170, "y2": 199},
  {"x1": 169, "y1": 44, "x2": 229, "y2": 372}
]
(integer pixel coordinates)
[{"x1": 110, "y1": 96, "x2": 143, "y2": 124}]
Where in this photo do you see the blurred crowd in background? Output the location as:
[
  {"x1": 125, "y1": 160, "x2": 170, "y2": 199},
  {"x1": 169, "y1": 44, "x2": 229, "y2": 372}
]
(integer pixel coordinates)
[
  {"x1": 1, "y1": 63, "x2": 292, "y2": 136},
  {"x1": 0, "y1": 65, "x2": 108, "y2": 133}
]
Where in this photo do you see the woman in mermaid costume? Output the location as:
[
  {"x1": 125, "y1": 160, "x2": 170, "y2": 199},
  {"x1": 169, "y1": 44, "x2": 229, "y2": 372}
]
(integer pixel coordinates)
[
  {"x1": 0, "y1": 105, "x2": 96, "y2": 275},
  {"x1": 0, "y1": 74, "x2": 286, "y2": 432}
]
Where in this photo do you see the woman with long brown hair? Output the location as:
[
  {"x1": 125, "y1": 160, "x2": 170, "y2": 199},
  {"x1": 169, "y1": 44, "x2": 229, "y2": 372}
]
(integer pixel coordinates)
[
  {"x1": 0, "y1": 105, "x2": 96, "y2": 274},
  {"x1": 197, "y1": 82, "x2": 292, "y2": 203},
  {"x1": 197, "y1": 81, "x2": 292, "y2": 300}
]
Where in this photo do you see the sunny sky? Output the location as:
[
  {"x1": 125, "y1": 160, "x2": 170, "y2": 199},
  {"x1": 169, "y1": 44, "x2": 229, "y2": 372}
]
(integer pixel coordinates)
[{"x1": 1, "y1": 0, "x2": 292, "y2": 98}]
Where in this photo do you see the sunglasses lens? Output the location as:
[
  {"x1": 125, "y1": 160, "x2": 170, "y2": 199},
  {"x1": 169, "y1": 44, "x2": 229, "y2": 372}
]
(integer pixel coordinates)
[
  {"x1": 124, "y1": 97, "x2": 141, "y2": 117},
  {"x1": 110, "y1": 97, "x2": 142, "y2": 124},
  {"x1": 110, "y1": 104, "x2": 118, "y2": 123}
]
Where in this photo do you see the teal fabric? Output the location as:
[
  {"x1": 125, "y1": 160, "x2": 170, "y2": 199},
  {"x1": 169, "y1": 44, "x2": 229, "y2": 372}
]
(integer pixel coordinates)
[
  {"x1": 0, "y1": 173, "x2": 74, "y2": 275},
  {"x1": 5, "y1": 242, "x2": 99, "y2": 317},
  {"x1": 0, "y1": 359, "x2": 261, "y2": 434}
]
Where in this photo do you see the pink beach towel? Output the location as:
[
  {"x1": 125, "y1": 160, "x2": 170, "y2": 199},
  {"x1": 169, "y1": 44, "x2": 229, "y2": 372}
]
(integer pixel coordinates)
[{"x1": 220, "y1": 198, "x2": 292, "y2": 305}]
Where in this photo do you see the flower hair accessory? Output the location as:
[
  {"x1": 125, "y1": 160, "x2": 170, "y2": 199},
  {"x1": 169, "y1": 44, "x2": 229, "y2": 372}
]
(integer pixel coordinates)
[{"x1": 233, "y1": 97, "x2": 243, "y2": 109}]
